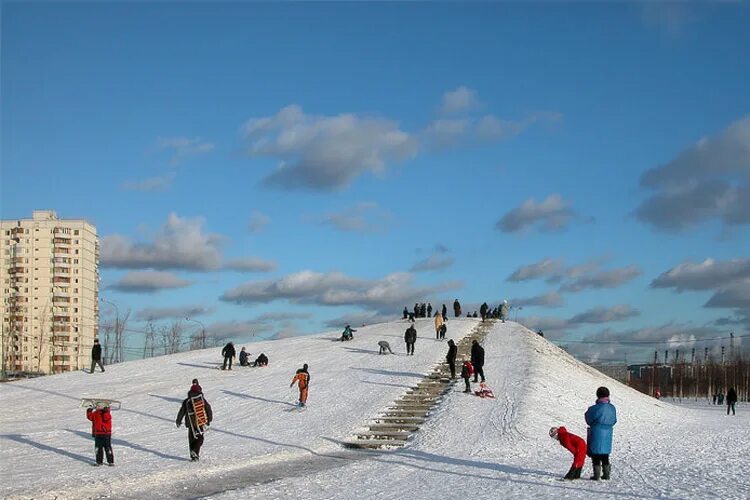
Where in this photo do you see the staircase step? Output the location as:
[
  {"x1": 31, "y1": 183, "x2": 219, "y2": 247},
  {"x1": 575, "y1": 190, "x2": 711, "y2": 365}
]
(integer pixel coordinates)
[
  {"x1": 356, "y1": 431, "x2": 411, "y2": 440},
  {"x1": 344, "y1": 439, "x2": 406, "y2": 449},
  {"x1": 368, "y1": 423, "x2": 420, "y2": 432}
]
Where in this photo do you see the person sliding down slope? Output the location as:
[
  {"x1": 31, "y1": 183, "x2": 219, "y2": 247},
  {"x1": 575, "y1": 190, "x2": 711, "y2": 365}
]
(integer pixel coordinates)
[{"x1": 549, "y1": 426, "x2": 587, "y2": 480}]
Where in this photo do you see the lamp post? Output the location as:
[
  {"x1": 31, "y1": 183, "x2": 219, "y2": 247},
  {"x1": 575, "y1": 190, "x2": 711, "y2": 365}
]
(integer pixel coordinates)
[
  {"x1": 100, "y1": 298, "x2": 119, "y2": 363},
  {"x1": 186, "y1": 317, "x2": 206, "y2": 349}
]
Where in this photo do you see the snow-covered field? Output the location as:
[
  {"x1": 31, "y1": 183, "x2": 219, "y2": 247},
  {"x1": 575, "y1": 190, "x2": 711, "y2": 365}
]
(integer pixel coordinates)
[{"x1": 2, "y1": 319, "x2": 749, "y2": 500}]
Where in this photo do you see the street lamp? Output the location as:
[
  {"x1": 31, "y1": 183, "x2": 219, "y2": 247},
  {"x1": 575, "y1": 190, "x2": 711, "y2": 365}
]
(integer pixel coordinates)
[
  {"x1": 185, "y1": 317, "x2": 206, "y2": 349},
  {"x1": 100, "y1": 298, "x2": 119, "y2": 363}
]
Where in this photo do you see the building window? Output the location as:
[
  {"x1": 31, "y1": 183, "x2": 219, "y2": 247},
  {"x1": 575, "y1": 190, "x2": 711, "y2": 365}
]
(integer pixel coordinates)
[{"x1": 74, "y1": 230, "x2": 79, "y2": 235}]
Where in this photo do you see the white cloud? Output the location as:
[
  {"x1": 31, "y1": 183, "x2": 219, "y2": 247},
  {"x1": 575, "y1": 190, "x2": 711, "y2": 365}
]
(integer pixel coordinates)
[
  {"x1": 410, "y1": 253, "x2": 455, "y2": 273},
  {"x1": 314, "y1": 202, "x2": 392, "y2": 233},
  {"x1": 241, "y1": 105, "x2": 418, "y2": 191},
  {"x1": 108, "y1": 271, "x2": 191, "y2": 293},
  {"x1": 248, "y1": 211, "x2": 271, "y2": 233},
  {"x1": 496, "y1": 194, "x2": 576, "y2": 233},
  {"x1": 156, "y1": 136, "x2": 215, "y2": 165},
  {"x1": 122, "y1": 173, "x2": 175, "y2": 192},
  {"x1": 221, "y1": 270, "x2": 461, "y2": 313},
  {"x1": 223, "y1": 257, "x2": 277, "y2": 273},
  {"x1": 135, "y1": 305, "x2": 211, "y2": 321},
  {"x1": 507, "y1": 258, "x2": 566, "y2": 282},
  {"x1": 510, "y1": 291, "x2": 564, "y2": 308},
  {"x1": 651, "y1": 258, "x2": 750, "y2": 292},
  {"x1": 568, "y1": 305, "x2": 640, "y2": 324},
  {"x1": 636, "y1": 116, "x2": 750, "y2": 230},
  {"x1": 101, "y1": 213, "x2": 223, "y2": 271},
  {"x1": 560, "y1": 266, "x2": 642, "y2": 293},
  {"x1": 439, "y1": 86, "x2": 480, "y2": 115}
]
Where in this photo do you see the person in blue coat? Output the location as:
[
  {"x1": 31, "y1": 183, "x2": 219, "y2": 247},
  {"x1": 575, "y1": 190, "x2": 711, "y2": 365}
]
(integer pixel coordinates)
[{"x1": 585, "y1": 386, "x2": 617, "y2": 481}]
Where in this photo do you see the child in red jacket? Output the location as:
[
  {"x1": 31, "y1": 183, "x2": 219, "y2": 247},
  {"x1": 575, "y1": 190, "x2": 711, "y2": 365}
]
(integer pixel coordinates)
[
  {"x1": 549, "y1": 426, "x2": 586, "y2": 480},
  {"x1": 86, "y1": 405, "x2": 114, "y2": 466}
]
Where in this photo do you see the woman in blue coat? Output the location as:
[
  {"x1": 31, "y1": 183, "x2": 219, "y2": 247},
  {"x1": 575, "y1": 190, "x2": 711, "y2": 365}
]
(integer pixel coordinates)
[{"x1": 585, "y1": 386, "x2": 617, "y2": 480}]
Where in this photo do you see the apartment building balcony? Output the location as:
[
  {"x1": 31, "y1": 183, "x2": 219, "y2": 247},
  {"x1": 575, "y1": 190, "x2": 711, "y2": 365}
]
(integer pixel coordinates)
[
  {"x1": 53, "y1": 335, "x2": 72, "y2": 343},
  {"x1": 11, "y1": 315, "x2": 25, "y2": 322},
  {"x1": 53, "y1": 237, "x2": 72, "y2": 245},
  {"x1": 52, "y1": 297, "x2": 71, "y2": 304},
  {"x1": 53, "y1": 325, "x2": 72, "y2": 333},
  {"x1": 8, "y1": 267, "x2": 25, "y2": 274},
  {"x1": 53, "y1": 316, "x2": 71, "y2": 323},
  {"x1": 53, "y1": 248, "x2": 70, "y2": 255},
  {"x1": 53, "y1": 267, "x2": 71, "y2": 274},
  {"x1": 52, "y1": 277, "x2": 71, "y2": 284}
]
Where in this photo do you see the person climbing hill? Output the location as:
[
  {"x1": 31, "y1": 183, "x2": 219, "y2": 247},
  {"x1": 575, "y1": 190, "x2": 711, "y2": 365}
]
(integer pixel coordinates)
[{"x1": 291, "y1": 364, "x2": 310, "y2": 407}]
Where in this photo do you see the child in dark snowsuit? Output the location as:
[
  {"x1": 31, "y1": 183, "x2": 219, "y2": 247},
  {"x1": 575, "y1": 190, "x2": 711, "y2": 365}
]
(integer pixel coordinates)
[
  {"x1": 460, "y1": 359, "x2": 474, "y2": 393},
  {"x1": 549, "y1": 426, "x2": 586, "y2": 480}
]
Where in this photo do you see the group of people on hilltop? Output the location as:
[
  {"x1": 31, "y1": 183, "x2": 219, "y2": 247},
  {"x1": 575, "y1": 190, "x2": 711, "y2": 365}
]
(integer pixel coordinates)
[
  {"x1": 222, "y1": 342, "x2": 269, "y2": 369},
  {"x1": 403, "y1": 303, "x2": 450, "y2": 322},
  {"x1": 550, "y1": 386, "x2": 617, "y2": 481}
]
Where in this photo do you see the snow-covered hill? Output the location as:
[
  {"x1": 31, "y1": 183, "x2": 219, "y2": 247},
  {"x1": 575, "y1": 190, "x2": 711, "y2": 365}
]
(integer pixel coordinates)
[{"x1": 2, "y1": 319, "x2": 749, "y2": 500}]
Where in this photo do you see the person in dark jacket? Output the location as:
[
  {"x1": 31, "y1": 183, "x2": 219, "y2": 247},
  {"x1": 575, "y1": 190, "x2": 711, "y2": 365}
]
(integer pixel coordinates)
[
  {"x1": 453, "y1": 299, "x2": 462, "y2": 318},
  {"x1": 221, "y1": 342, "x2": 236, "y2": 370},
  {"x1": 90, "y1": 338, "x2": 105, "y2": 374},
  {"x1": 86, "y1": 404, "x2": 114, "y2": 465},
  {"x1": 427, "y1": 303, "x2": 433, "y2": 317},
  {"x1": 470, "y1": 340, "x2": 485, "y2": 383},
  {"x1": 441, "y1": 304, "x2": 448, "y2": 320},
  {"x1": 585, "y1": 386, "x2": 617, "y2": 480},
  {"x1": 446, "y1": 339, "x2": 457, "y2": 379},
  {"x1": 480, "y1": 302, "x2": 488, "y2": 322},
  {"x1": 402, "y1": 306, "x2": 409, "y2": 320},
  {"x1": 176, "y1": 379, "x2": 213, "y2": 461},
  {"x1": 239, "y1": 347, "x2": 250, "y2": 366},
  {"x1": 341, "y1": 325, "x2": 356, "y2": 341},
  {"x1": 254, "y1": 353, "x2": 269, "y2": 367},
  {"x1": 404, "y1": 324, "x2": 417, "y2": 356},
  {"x1": 727, "y1": 387, "x2": 738, "y2": 415},
  {"x1": 550, "y1": 426, "x2": 586, "y2": 480}
]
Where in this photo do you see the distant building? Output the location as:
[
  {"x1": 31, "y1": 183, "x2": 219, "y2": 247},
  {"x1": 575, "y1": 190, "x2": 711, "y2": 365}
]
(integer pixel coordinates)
[
  {"x1": 1, "y1": 211, "x2": 99, "y2": 375},
  {"x1": 589, "y1": 363, "x2": 629, "y2": 384}
]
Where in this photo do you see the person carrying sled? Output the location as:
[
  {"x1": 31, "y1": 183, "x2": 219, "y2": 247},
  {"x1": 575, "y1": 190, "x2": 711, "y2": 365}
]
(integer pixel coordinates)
[
  {"x1": 254, "y1": 352, "x2": 269, "y2": 367},
  {"x1": 585, "y1": 386, "x2": 617, "y2": 480},
  {"x1": 434, "y1": 312, "x2": 445, "y2": 340},
  {"x1": 291, "y1": 364, "x2": 310, "y2": 407},
  {"x1": 378, "y1": 340, "x2": 394, "y2": 355},
  {"x1": 86, "y1": 403, "x2": 114, "y2": 466},
  {"x1": 549, "y1": 426, "x2": 586, "y2": 480},
  {"x1": 470, "y1": 339, "x2": 486, "y2": 383},
  {"x1": 239, "y1": 347, "x2": 250, "y2": 367},
  {"x1": 404, "y1": 324, "x2": 417, "y2": 356},
  {"x1": 341, "y1": 325, "x2": 356, "y2": 341},
  {"x1": 221, "y1": 342, "x2": 236, "y2": 370},
  {"x1": 446, "y1": 339, "x2": 457, "y2": 379},
  {"x1": 460, "y1": 359, "x2": 474, "y2": 393},
  {"x1": 176, "y1": 379, "x2": 213, "y2": 461},
  {"x1": 90, "y1": 338, "x2": 105, "y2": 374}
]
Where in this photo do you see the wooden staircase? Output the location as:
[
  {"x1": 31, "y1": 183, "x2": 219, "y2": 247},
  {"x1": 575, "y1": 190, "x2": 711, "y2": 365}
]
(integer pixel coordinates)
[{"x1": 344, "y1": 320, "x2": 495, "y2": 450}]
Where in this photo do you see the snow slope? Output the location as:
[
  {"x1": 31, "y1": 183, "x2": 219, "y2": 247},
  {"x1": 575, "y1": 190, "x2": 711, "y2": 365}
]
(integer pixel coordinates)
[
  {"x1": 0, "y1": 318, "x2": 477, "y2": 499},
  {"x1": 2, "y1": 320, "x2": 750, "y2": 500}
]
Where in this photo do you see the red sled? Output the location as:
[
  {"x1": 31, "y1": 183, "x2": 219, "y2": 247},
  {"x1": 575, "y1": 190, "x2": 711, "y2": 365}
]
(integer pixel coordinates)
[{"x1": 474, "y1": 383, "x2": 495, "y2": 398}]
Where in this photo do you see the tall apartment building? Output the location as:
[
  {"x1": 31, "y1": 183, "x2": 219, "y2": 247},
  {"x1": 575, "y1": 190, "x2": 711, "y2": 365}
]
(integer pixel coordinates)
[{"x1": 1, "y1": 210, "x2": 99, "y2": 375}]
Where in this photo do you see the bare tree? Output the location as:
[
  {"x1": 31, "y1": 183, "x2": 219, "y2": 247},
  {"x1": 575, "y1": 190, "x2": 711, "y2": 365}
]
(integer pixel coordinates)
[
  {"x1": 101, "y1": 320, "x2": 114, "y2": 365},
  {"x1": 160, "y1": 325, "x2": 170, "y2": 355},
  {"x1": 114, "y1": 309, "x2": 131, "y2": 363},
  {"x1": 168, "y1": 320, "x2": 183, "y2": 354},
  {"x1": 144, "y1": 320, "x2": 157, "y2": 359}
]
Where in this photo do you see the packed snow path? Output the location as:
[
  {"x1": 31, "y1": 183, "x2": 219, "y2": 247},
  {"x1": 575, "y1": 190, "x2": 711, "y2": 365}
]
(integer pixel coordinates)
[{"x1": 2, "y1": 320, "x2": 750, "y2": 499}]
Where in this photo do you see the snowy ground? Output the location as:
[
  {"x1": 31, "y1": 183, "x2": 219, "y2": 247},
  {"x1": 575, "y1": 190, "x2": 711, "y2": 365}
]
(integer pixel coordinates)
[{"x1": 2, "y1": 319, "x2": 750, "y2": 500}]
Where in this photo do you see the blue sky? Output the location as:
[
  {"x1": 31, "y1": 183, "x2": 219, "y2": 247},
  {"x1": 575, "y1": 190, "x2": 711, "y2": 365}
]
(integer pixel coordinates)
[{"x1": 3, "y1": 2, "x2": 750, "y2": 362}]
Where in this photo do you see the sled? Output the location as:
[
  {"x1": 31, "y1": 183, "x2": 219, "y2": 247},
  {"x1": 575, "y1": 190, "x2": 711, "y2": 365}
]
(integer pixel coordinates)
[
  {"x1": 80, "y1": 398, "x2": 121, "y2": 410},
  {"x1": 187, "y1": 394, "x2": 209, "y2": 438},
  {"x1": 473, "y1": 383, "x2": 495, "y2": 399}
]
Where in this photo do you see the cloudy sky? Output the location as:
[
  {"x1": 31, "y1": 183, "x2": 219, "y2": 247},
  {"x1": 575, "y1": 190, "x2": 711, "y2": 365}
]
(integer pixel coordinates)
[{"x1": 2, "y1": 3, "x2": 749, "y2": 362}]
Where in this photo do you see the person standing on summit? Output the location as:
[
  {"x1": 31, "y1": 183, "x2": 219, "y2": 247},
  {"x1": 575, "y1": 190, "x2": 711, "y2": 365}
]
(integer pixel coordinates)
[
  {"x1": 446, "y1": 339, "x2": 457, "y2": 379},
  {"x1": 585, "y1": 386, "x2": 617, "y2": 480},
  {"x1": 434, "y1": 312, "x2": 445, "y2": 340},
  {"x1": 90, "y1": 338, "x2": 105, "y2": 374},
  {"x1": 404, "y1": 323, "x2": 417, "y2": 356},
  {"x1": 221, "y1": 342, "x2": 236, "y2": 370},
  {"x1": 453, "y1": 299, "x2": 462, "y2": 318}
]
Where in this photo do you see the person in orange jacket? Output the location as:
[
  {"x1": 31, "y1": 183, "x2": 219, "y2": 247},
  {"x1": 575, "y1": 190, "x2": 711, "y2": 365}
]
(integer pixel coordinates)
[
  {"x1": 549, "y1": 426, "x2": 587, "y2": 480},
  {"x1": 291, "y1": 363, "x2": 310, "y2": 407}
]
